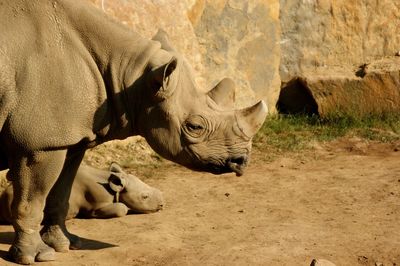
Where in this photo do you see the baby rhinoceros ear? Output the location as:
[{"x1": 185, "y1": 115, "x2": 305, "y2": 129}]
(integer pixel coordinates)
[
  {"x1": 108, "y1": 163, "x2": 127, "y2": 193},
  {"x1": 108, "y1": 173, "x2": 127, "y2": 193}
]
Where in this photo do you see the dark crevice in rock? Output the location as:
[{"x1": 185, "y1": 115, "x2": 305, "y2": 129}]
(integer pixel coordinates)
[
  {"x1": 355, "y1": 64, "x2": 369, "y2": 78},
  {"x1": 276, "y1": 78, "x2": 319, "y2": 115}
]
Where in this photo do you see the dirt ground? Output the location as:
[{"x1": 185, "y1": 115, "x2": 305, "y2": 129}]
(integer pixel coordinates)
[{"x1": 0, "y1": 138, "x2": 399, "y2": 266}]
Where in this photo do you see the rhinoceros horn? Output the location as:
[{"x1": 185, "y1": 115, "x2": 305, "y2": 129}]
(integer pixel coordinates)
[
  {"x1": 236, "y1": 101, "x2": 268, "y2": 138},
  {"x1": 207, "y1": 78, "x2": 235, "y2": 108}
]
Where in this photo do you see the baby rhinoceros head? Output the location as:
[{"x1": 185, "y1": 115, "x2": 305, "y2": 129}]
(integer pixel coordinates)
[
  {"x1": 108, "y1": 163, "x2": 164, "y2": 213},
  {"x1": 137, "y1": 31, "x2": 268, "y2": 177}
]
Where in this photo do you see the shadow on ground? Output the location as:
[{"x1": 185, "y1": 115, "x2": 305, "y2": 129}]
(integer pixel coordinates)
[{"x1": 0, "y1": 231, "x2": 117, "y2": 263}]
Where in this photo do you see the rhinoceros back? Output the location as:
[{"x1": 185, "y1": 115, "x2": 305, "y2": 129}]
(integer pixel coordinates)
[{"x1": 0, "y1": 0, "x2": 153, "y2": 151}]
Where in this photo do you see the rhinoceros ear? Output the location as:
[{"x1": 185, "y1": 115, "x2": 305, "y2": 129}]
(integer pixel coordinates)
[
  {"x1": 108, "y1": 173, "x2": 127, "y2": 193},
  {"x1": 148, "y1": 57, "x2": 178, "y2": 99},
  {"x1": 207, "y1": 78, "x2": 236, "y2": 108},
  {"x1": 152, "y1": 29, "x2": 175, "y2": 52},
  {"x1": 235, "y1": 100, "x2": 268, "y2": 138}
]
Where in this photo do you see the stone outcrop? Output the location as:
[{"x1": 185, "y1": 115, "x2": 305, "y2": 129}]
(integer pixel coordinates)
[
  {"x1": 190, "y1": 0, "x2": 281, "y2": 110},
  {"x1": 88, "y1": 0, "x2": 203, "y2": 81},
  {"x1": 87, "y1": 0, "x2": 400, "y2": 115},
  {"x1": 278, "y1": 58, "x2": 400, "y2": 116},
  {"x1": 87, "y1": 0, "x2": 281, "y2": 110},
  {"x1": 279, "y1": 0, "x2": 400, "y2": 115},
  {"x1": 280, "y1": 0, "x2": 400, "y2": 82}
]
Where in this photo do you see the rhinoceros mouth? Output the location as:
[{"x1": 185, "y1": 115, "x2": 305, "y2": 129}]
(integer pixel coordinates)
[
  {"x1": 227, "y1": 161, "x2": 244, "y2": 176},
  {"x1": 226, "y1": 156, "x2": 247, "y2": 176},
  {"x1": 202, "y1": 156, "x2": 247, "y2": 177}
]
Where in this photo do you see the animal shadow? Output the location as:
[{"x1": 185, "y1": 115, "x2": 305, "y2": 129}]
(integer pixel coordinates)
[
  {"x1": 0, "y1": 249, "x2": 12, "y2": 264},
  {"x1": 79, "y1": 237, "x2": 118, "y2": 250},
  {"x1": 0, "y1": 231, "x2": 117, "y2": 263},
  {"x1": 0, "y1": 232, "x2": 14, "y2": 263},
  {"x1": 0, "y1": 231, "x2": 14, "y2": 245}
]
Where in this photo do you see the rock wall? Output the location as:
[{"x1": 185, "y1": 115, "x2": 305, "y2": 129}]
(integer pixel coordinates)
[
  {"x1": 189, "y1": 0, "x2": 281, "y2": 110},
  {"x1": 87, "y1": 0, "x2": 281, "y2": 110},
  {"x1": 280, "y1": 0, "x2": 400, "y2": 82},
  {"x1": 279, "y1": 0, "x2": 400, "y2": 115},
  {"x1": 87, "y1": 0, "x2": 400, "y2": 115},
  {"x1": 88, "y1": 0, "x2": 203, "y2": 83},
  {"x1": 278, "y1": 58, "x2": 400, "y2": 116}
]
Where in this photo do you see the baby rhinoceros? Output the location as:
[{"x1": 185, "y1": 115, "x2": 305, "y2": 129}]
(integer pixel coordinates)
[
  {"x1": 67, "y1": 163, "x2": 164, "y2": 219},
  {"x1": 0, "y1": 163, "x2": 164, "y2": 222}
]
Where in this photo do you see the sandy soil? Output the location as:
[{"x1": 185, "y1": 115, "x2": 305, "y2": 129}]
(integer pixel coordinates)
[{"x1": 0, "y1": 138, "x2": 399, "y2": 266}]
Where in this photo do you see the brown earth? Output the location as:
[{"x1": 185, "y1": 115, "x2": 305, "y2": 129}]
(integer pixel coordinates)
[{"x1": 0, "y1": 138, "x2": 399, "y2": 266}]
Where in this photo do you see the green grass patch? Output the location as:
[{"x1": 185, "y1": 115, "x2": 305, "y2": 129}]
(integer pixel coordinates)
[{"x1": 254, "y1": 113, "x2": 400, "y2": 153}]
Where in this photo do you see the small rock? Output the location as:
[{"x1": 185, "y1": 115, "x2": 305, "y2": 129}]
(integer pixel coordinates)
[
  {"x1": 224, "y1": 192, "x2": 230, "y2": 197},
  {"x1": 310, "y1": 258, "x2": 336, "y2": 266},
  {"x1": 238, "y1": 209, "x2": 245, "y2": 213},
  {"x1": 355, "y1": 63, "x2": 369, "y2": 77},
  {"x1": 375, "y1": 262, "x2": 383, "y2": 266},
  {"x1": 358, "y1": 256, "x2": 369, "y2": 263},
  {"x1": 395, "y1": 51, "x2": 400, "y2": 56}
]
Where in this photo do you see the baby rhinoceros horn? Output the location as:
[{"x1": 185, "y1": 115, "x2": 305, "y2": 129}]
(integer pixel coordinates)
[{"x1": 236, "y1": 100, "x2": 268, "y2": 138}]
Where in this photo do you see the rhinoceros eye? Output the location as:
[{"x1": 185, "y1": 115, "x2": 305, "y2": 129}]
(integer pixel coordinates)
[
  {"x1": 183, "y1": 116, "x2": 207, "y2": 141},
  {"x1": 186, "y1": 122, "x2": 204, "y2": 131}
]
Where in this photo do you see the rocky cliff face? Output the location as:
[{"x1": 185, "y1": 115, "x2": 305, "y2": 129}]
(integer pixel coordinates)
[
  {"x1": 280, "y1": 0, "x2": 400, "y2": 82},
  {"x1": 87, "y1": 0, "x2": 400, "y2": 115},
  {"x1": 190, "y1": 0, "x2": 281, "y2": 110},
  {"x1": 88, "y1": 0, "x2": 203, "y2": 83},
  {"x1": 88, "y1": 0, "x2": 281, "y2": 110},
  {"x1": 279, "y1": 0, "x2": 400, "y2": 115},
  {"x1": 278, "y1": 58, "x2": 400, "y2": 116}
]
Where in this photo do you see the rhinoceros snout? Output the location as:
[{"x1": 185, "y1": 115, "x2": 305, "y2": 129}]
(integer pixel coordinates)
[
  {"x1": 226, "y1": 155, "x2": 248, "y2": 177},
  {"x1": 203, "y1": 155, "x2": 249, "y2": 176}
]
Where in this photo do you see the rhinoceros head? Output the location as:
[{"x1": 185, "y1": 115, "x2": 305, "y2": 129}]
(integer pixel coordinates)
[{"x1": 134, "y1": 30, "x2": 268, "y2": 176}]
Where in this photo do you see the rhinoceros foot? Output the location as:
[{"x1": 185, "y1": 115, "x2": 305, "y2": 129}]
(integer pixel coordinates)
[
  {"x1": 40, "y1": 225, "x2": 81, "y2": 252},
  {"x1": 9, "y1": 231, "x2": 55, "y2": 264}
]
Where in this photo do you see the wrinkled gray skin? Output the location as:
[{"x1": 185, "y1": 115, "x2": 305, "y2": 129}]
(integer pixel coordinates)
[
  {"x1": 0, "y1": 163, "x2": 164, "y2": 223},
  {"x1": 0, "y1": 0, "x2": 267, "y2": 264}
]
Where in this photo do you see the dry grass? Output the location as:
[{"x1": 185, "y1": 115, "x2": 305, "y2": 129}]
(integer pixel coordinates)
[
  {"x1": 83, "y1": 136, "x2": 174, "y2": 180},
  {"x1": 254, "y1": 113, "x2": 400, "y2": 156}
]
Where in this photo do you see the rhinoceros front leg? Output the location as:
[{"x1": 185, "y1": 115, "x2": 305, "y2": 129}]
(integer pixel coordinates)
[
  {"x1": 40, "y1": 149, "x2": 85, "y2": 252},
  {"x1": 91, "y1": 202, "x2": 129, "y2": 218},
  {"x1": 8, "y1": 150, "x2": 67, "y2": 265}
]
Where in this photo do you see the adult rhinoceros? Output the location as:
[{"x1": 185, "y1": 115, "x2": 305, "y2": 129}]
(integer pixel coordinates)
[{"x1": 0, "y1": 0, "x2": 267, "y2": 264}]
